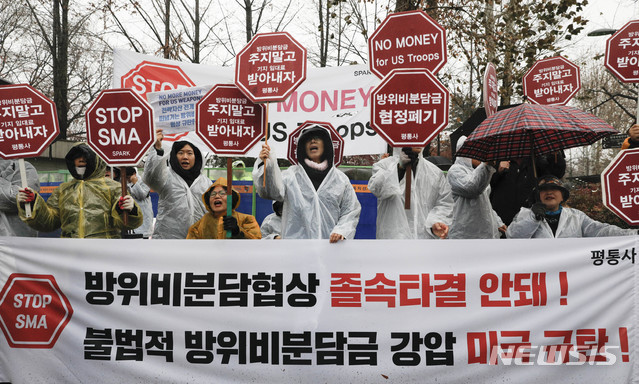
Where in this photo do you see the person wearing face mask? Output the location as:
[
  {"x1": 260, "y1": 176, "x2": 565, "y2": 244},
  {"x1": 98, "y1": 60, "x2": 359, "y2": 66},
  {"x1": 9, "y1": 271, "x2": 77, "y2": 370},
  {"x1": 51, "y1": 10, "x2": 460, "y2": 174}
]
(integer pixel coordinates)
[
  {"x1": 507, "y1": 175, "x2": 638, "y2": 238},
  {"x1": 16, "y1": 143, "x2": 142, "y2": 238},
  {"x1": 143, "y1": 128, "x2": 212, "y2": 239},
  {"x1": 187, "y1": 177, "x2": 261, "y2": 239},
  {"x1": 254, "y1": 125, "x2": 361, "y2": 242}
]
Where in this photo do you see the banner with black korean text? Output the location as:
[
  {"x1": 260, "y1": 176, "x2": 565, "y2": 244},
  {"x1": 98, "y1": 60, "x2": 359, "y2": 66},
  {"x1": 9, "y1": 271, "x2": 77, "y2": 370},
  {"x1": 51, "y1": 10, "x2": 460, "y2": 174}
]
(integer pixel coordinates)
[{"x1": 0, "y1": 236, "x2": 637, "y2": 383}]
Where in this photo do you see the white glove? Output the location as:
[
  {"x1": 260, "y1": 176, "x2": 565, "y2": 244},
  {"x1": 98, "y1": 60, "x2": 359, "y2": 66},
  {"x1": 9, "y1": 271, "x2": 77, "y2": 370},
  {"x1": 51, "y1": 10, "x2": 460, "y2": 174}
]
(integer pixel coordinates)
[
  {"x1": 399, "y1": 150, "x2": 411, "y2": 165},
  {"x1": 118, "y1": 195, "x2": 134, "y2": 211}
]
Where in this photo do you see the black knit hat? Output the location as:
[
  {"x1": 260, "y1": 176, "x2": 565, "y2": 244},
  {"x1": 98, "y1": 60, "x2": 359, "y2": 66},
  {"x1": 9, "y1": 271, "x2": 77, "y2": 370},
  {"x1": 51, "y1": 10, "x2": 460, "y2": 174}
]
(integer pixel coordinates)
[{"x1": 538, "y1": 175, "x2": 570, "y2": 201}]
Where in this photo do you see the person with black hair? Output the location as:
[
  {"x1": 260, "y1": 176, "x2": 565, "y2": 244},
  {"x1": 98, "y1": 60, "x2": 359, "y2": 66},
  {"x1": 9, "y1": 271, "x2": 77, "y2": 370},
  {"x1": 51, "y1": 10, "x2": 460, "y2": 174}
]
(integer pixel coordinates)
[
  {"x1": 143, "y1": 128, "x2": 212, "y2": 239},
  {"x1": 507, "y1": 175, "x2": 638, "y2": 238},
  {"x1": 369, "y1": 147, "x2": 453, "y2": 239},
  {"x1": 187, "y1": 177, "x2": 260, "y2": 239},
  {"x1": 253, "y1": 125, "x2": 361, "y2": 242},
  {"x1": 16, "y1": 143, "x2": 141, "y2": 238},
  {"x1": 261, "y1": 200, "x2": 283, "y2": 239}
]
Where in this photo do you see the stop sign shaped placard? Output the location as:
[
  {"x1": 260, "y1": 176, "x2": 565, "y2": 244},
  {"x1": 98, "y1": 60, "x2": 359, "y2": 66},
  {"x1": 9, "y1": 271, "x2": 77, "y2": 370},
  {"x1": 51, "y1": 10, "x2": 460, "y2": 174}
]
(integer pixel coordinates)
[
  {"x1": 0, "y1": 274, "x2": 73, "y2": 348},
  {"x1": 121, "y1": 61, "x2": 196, "y2": 98},
  {"x1": 287, "y1": 121, "x2": 344, "y2": 166},
  {"x1": 86, "y1": 89, "x2": 155, "y2": 166},
  {"x1": 371, "y1": 69, "x2": 449, "y2": 147},
  {"x1": 235, "y1": 32, "x2": 307, "y2": 103},
  {"x1": 0, "y1": 84, "x2": 59, "y2": 159},
  {"x1": 483, "y1": 63, "x2": 499, "y2": 117},
  {"x1": 368, "y1": 10, "x2": 447, "y2": 79},
  {"x1": 605, "y1": 20, "x2": 639, "y2": 83},
  {"x1": 196, "y1": 84, "x2": 266, "y2": 155},
  {"x1": 523, "y1": 56, "x2": 581, "y2": 105},
  {"x1": 601, "y1": 148, "x2": 639, "y2": 225}
]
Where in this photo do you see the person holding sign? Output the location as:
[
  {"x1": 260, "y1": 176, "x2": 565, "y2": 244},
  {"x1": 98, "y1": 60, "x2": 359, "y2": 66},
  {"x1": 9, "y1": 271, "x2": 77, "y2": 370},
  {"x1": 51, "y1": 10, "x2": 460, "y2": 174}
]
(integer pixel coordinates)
[
  {"x1": 187, "y1": 177, "x2": 260, "y2": 239},
  {"x1": 254, "y1": 125, "x2": 361, "y2": 243},
  {"x1": 0, "y1": 159, "x2": 40, "y2": 236},
  {"x1": 447, "y1": 136, "x2": 505, "y2": 239},
  {"x1": 114, "y1": 167, "x2": 154, "y2": 238},
  {"x1": 16, "y1": 143, "x2": 141, "y2": 238},
  {"x1": 368, "y1": 147, "x2": 453, "y2": 239},
  {"x1": 507, "y1": 175, "x2": 638, "y2": 239},
  {"x1": 143, "y1": 129, "x2": 212, "y2": 239}
]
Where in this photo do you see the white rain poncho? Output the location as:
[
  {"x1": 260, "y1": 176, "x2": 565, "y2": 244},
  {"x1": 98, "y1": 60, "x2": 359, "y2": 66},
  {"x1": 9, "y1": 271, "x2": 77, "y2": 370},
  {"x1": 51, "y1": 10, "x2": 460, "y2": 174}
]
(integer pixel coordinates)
[
  {"x1": 253, "y1": 127, "x2": 361, "y2": 239},
  {"x1": 0, "y1": 159, "x2": 39, "y2": 236},
  {"x1": 368, "y1": 150, "x2": 453, "y2": 239},
  {"x1": 260, "y1": 213, "x2": 282, "y2": 239},
  {"x1": 128, "y1": 176, "x2": 154, "y2": 238},
  {"x1": 447, "y1": 156, "x2": 504, "y2": 239},
  {"x1": 143, "y1": 144, "x2": 211, "y2": 239},
  {"x1": 507, "y1": 206, "x2": 637, "y2": 238}
]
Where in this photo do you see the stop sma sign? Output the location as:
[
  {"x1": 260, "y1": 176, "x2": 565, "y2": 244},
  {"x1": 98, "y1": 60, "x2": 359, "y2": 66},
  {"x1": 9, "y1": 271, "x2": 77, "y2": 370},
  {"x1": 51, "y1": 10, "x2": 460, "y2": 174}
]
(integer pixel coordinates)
[{"x1": 86, "y1": 89, "x2": 155, "y2": 166}]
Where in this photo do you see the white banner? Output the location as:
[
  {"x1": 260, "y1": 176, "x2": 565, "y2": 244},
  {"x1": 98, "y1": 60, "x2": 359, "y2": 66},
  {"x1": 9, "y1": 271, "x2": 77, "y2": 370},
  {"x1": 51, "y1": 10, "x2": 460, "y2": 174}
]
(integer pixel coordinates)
[
  {"x1": 0, "y1": 236, "x2": 637, "y2": 383},
  {"x1": 112, "y1": 49, "x2": 387, "y2": 159}
]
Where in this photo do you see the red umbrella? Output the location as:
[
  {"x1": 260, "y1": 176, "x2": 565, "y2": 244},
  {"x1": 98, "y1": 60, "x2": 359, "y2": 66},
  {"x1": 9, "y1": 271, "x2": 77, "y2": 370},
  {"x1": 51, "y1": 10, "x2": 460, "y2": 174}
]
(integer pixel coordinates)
[{"x1": 456, "y1": 103, "x2": 618, "y2": 176}]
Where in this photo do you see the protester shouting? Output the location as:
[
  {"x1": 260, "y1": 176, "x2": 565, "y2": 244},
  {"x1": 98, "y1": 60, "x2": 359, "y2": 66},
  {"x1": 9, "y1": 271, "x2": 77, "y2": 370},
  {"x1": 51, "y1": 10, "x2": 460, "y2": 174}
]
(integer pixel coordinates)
[
  {"x1": 143, "y1": 128, "x2": 212, "y2": 239},
  {"x1": 253, "y1": 125, "x2": 361, "y2": 242},
  {"x1": 17, "y1": 143, "x2": 141, "y2": 238}
]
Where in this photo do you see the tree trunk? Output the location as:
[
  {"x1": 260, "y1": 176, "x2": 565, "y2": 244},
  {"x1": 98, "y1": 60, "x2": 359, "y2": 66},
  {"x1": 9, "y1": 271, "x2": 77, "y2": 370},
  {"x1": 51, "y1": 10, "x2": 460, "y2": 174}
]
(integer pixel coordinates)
[
  {"x1": 245, "y1": 0, "x2": 252, "y2": 42},
  {"x1": 53, "y1": 0, "x2": 69, "y2": 141},
  {"x1": 194, "y1": 0, "x2": 200, "y2": 63},
  {"x1": 395, "y1": 0, "x2": 417, "y2": 12},
  {"x1": 164, "y1": 0, "x2": 171, "y2": 58},
  {"x1": 501, "y1": 0, "x2": 517, "y2": 106}
]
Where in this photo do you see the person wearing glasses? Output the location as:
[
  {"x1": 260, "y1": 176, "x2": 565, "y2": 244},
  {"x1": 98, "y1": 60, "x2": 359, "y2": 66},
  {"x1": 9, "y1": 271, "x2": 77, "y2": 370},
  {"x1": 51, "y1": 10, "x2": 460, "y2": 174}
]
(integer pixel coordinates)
[
  {"x1": 253, "y1": 125, "x2": 361, "y2": 242},
  {"x1": 187, "y1": 177, "x2": 261, "y2": 239},
  {"x1": 507, "y1": 175, "x2": 638, "y2": 238}
]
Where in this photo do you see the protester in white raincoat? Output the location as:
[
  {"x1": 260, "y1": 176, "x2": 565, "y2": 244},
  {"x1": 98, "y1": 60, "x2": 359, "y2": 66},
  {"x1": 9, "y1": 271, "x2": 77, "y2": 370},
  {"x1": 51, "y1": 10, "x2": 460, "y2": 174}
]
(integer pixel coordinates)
[
  {"x1": 448, "y1": 136, "x2": 505, "y2": 239},
  {"x1": 253, "y1": 125, "x2": 361, "y2": 242},
  {"x1": 507, "y1": 175, "x2": 638, "y2": 238},
  {"x1": 144, "y1": 129, "x2": 211, "y2": 239},
  {"x1": 116, "y1": 167, "x2": 154, "y2": 238},
  {"x1": 261, "y1": 200, "x2": 283, "y2": 239},
  {"x1": 368, "y1": 147, "x2": 453, "y2": 239},
  {"x1": 0, "y1": 159, "x2": 40, "y2": 236}
]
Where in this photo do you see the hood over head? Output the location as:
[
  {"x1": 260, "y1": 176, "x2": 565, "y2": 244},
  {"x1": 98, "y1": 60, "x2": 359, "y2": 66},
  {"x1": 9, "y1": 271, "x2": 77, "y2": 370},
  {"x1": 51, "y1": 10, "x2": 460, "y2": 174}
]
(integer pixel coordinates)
[
  {"x1": 202, "y1": 177, "x2": 240, "y2": 213},
  {"x1": 65, "y1": 143, "x2": 105, "y2": 180},
  {"x1": 170, "y1": 140, "x2": 203, "y2": 186},
  {"x1": 295, "y1": 125, "x2": 334, "y2": 166}
]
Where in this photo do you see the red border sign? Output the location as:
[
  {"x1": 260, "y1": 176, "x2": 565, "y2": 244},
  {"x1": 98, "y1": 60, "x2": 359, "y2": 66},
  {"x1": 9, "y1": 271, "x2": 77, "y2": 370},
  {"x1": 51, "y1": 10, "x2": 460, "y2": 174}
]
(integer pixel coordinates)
[
  {"x1": 85, "y1": 88, "x2": 155, "y2": 166},
  {"x1": 287, "y1": 121, "x2": 344, "y2": 167},
  {"x1": 195, "y1": 84, "x2": 266, "y2": 155},
  {"x1": 370, "y1": 69, "x2": 449, "y2": 147},
  {"x1": 523, "y1": 56, "x2": 581, "y2": 106},
  {"x1": 601, "y1": 148, "x2": 639, "y2": 225},
  {"x1": 483, "y1": 63, "x2": 499, "y2": 117},
  {"x1": 605, "y1": 20, "x2": 639, "y2": 83},
  {"x1": 368, "y1": 10, "x2": 447, "y2": 79},
  {"x1": 0, "y1": 84, "x2": 59, "y2": 159},
  {"x1": 121, "y1": 61, "x2": 196, "y2": 98},
  {"x1": 235, "y1": 32, "x2": 307, "y2": 103}
]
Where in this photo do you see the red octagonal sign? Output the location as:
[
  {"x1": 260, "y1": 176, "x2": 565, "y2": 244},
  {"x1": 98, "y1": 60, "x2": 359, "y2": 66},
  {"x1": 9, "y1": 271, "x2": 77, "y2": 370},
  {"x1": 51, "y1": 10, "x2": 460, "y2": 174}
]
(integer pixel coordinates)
[
  {"x1": 371, "y1": 69, "x2": 449, "y2": 147},
  {"x1": 196, "y1": 84, "x2": 266, "y2": 155},
  {"x1": 601, "y1": 148, "x2": 639, "y2": 225},
  {"x1": 235, "y1": 32, "x2": 307, "y2": 103},
  {"x1": 368, "y1": 10, "x2": 447, "y2": 79},
  {"x1": 287, "y1": 121, "x2": 344, "y2": 167},
  {"x1": 0, "y1": 273, "x2": 73, "y2": 348},
  {"x1": 121, "y1": 61, "x2": 196, "y2": 98},
  {"x1": 605, "y1": 20, "x2": 639, "y2": 83},
  {"x1": 0, "y1": 84, "x2": 59, "y2": 159},
  {"x1": 86, "y1": 88, "x2": 155, "y2": 166},
  {"x1": 523, "y1": 56, "x2": 581, "y2": 106}
]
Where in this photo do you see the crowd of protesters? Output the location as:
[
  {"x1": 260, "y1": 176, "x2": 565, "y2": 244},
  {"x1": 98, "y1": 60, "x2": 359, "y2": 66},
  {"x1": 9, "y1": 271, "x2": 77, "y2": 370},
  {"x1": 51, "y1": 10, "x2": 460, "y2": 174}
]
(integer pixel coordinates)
[{"x1": 4, "y1": 124, "x2": 638, "y2": 240}]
